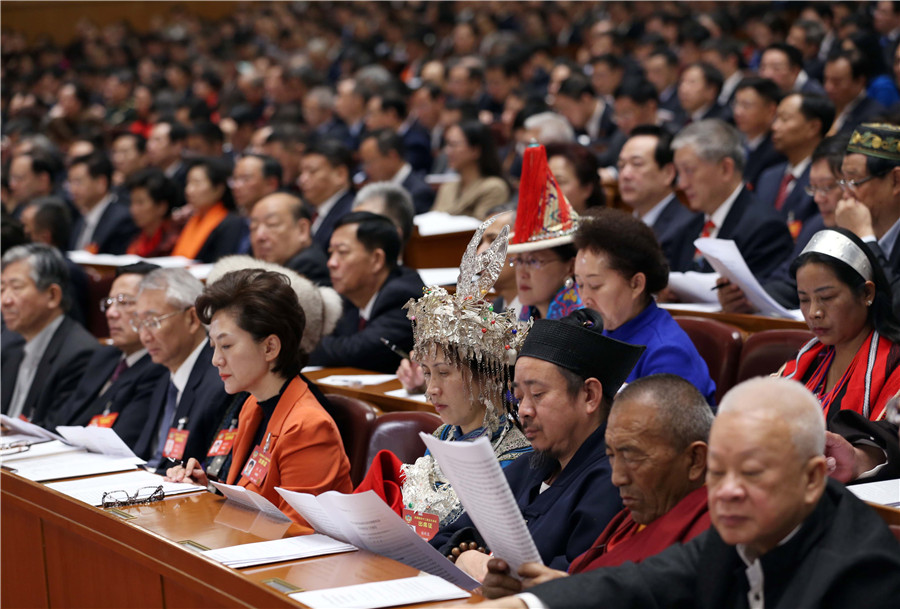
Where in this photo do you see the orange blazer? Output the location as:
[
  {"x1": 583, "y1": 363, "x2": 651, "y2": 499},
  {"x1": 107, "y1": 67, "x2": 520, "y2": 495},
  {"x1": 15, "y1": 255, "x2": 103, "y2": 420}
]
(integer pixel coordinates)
[{"x1": 227, "y1": 376, "x2": 352, "y2": 526}]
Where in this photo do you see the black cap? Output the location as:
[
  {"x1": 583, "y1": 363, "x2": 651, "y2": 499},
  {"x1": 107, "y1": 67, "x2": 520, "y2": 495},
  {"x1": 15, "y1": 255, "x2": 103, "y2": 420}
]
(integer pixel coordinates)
[{"x1": 519, "y1": 309, "x2": 645, "y2": 400}]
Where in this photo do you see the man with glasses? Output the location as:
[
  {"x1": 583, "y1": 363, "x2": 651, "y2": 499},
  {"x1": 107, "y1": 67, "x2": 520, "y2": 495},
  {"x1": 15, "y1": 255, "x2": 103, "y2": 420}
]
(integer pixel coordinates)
[
  {"x1": 53, "y1": 263, "x2": 167, "y2": 450},
  {"x1": 1, "y1": 244, "x2": 98, "y2": 429},
  {"x1": 131, "y1": 268, "x2": 232, "y2": 472}
]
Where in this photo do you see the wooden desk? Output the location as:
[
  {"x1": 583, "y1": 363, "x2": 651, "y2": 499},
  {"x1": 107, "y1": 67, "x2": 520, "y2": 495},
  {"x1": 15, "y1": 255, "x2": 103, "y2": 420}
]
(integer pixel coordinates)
[
  {"x1": 665, "y1": 307, "x2": 808, "y2": 335},
  {"x1": 305, "y1": 367, "x2": 434, "y2": 414},
  {"x1": 0, "y1": 470, "x2": 478, "y2": 609},
  {"x1": 403, "y1": 228, "x2": 475, "y2": 269}
]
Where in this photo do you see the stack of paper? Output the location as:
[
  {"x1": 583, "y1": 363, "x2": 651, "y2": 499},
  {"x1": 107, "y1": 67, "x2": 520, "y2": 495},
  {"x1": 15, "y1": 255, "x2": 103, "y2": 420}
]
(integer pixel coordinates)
[
  {"x1": 413, "y1": 211, "x2": 481, "y2": 236},
  {"x1": 200, "y1": 534, "x2": 356, "y2": 568},
  {"x1": 210, "y1": 481, "x2": 291, "y2": 521},
  {"x1": 0, "y1": 439, "x2": 83, "y2": 463},
  {"x1": 56, "y1": 426, "x2": 139, "y2": 459},
  {"x1": 383, "y1": 388, "x2": 428, "y2": 403},
  {"x1": 848, "y1": 479, "x2": 900, "y2": 507},
  {"x1": 46, "y1": 470, "x2": 204, "y2": 506},
  {"x1": 1, "y1": 414, "x2": 65, "y2": 442},
  {"x1": 289, "y1": 574, "x2": 469, "y2": 609},
  {"x1": 315, "y1": 374, "x2": 397, "y2": 387},
  {"x1": 6, "y1": 452, "x2": 143, "y2": 482}
]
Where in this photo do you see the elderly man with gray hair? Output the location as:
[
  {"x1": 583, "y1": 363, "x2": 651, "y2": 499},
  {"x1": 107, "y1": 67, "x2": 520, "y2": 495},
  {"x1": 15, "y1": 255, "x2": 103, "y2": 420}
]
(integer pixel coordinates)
[
  {"x1": 353, "y1": 182, "x2": 416, "y2": 252},
  {"x1": 131, "y1": 268, "x2": 232, "y2": 472},
  {"x1": 475, "y1": 377, "x2": 900, "y2": 609},
  {"x1": 671, "y1": 119, "x2": 793, "y2": 280},
  {"x1": 1, "y1": 243, "x2": 98, "y2": 428}
]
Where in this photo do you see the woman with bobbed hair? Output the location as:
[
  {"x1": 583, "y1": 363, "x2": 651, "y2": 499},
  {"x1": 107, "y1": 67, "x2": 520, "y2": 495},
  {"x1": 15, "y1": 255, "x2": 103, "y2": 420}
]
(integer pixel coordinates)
[
  {"x1": 166, "y1": 268, "x2": 352, "y2": 525},
  {"x1": 171, "y1": 157, "x2": 246, "y2": 263},
  {"x1": 781, "y1": 227, "x2": 900, "y2": 422},
  {"x1": 125, "y1": 167, "x2": 180, "y2": 257},
  {"x1": 544, "y1": 142, "x2": 605, "y2": 213},
  {"x1": 433, "y1": 120, "x2": 510, "y2": 219},
  {"x1": 574, "y1": 208, "x2": 716, "y2": 403}
]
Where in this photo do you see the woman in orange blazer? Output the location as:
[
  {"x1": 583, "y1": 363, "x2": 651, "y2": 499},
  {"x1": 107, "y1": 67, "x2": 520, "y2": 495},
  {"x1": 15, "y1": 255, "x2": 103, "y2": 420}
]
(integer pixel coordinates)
[{"x1": 166, "y1": 268, "x2": 351, "y2": 525}]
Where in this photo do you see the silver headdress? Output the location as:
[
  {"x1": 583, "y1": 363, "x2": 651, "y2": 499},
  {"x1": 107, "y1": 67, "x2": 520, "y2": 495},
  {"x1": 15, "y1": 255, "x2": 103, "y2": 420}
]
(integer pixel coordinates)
[{"x1": 800, "y1": 230, "x2": 874, "y2": 282}]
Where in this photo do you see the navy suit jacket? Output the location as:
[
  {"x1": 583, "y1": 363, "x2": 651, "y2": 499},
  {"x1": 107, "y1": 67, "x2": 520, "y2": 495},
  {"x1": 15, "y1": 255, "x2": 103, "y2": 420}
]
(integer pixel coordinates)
[
  {"x1": 743, "y1": 133, "x2": 785, "y2": 191},
  {"x1": 402, "y1": 170, "x2": 436, "y2": 215},
  {"x1": 400, "y1": 121, "x2": 434, "y2": 174},
  {"x1": 840, "y1": 96, "x2": 887, "y2": 134},
  {"x1": 311, "y1": 190, "x2": 355, "y2": 252},
  {"x1": 756, "y1": 161, "x2": 818, "y2": 225},
  {"x1": 193, "y1": 213, "x2": 248, "y2": 264},
  {"x1": 132, "y1": 342, "x2": 233, "y2": 468},
  {"x1": 651, "y1": 195, "x2": 703, "y2": 273},
  {"x1": 53, "y1": 347, "x2": 167, "y2": 449},
  {"x1": 285, "y1": 244, "x2": 331, "y2": 286},
  {"x1": 309, "y1": 266, "x2": 424, "y2": 373},
  {"x1": 688, "y1": 186, "x2": 794, "y2": 281},
  {"x1": 1, "y1": 317, "x2": 99, "y2": 429},
  {"x1": 69, "y1": 196, "x2": 138, "y2": 255}
]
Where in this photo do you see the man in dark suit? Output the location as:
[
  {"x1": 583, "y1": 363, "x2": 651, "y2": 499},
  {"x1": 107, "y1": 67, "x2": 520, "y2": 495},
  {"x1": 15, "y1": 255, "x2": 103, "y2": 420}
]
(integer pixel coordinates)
[
  {"x1": 146, "y1": 120, "x2": 189, "y2": 204},
  {"x1": 824, "y1": 51, "x2": 886, "y2": 135},
  {"x1": 755, "y1": 92, "x2": 835, "y2": 235},
  {"x1": 67, "y1": 151, "x2": 137, "y2": 254},
  {"x1": 304, "y1": 86, "x2": 352, "y2": 148},
  {"x1": 299, "y1": 140, "x2": 355, "y2": 252},
  {"x1": 250, "y1": 192, "x2": 330, "y2": 285},
  {"x1": 644, "y1": 48, "x2": 683, "y2": 124},
  {"x1": 672, "y1": 120, "x2": 793, "y2": 282},
  {"x1": 359, "y1": 129, "x2": 435, "y2": 214},
  {"x1": 1, "y1": 244, "x2": 98, "y2": 428},
  {"x1": 53, "y1": 263, "x2": 166, "y2": 447},
  {"x1": 130, "y1": 268, "x2": 232, "y2": 471},
  {"x1": 676, "y1": 62, "x2": 729, "y2": 128},
  {"x1": 365, "y1": 93, "x2": 433, "y2": 174},
  {"x1": 732, "y1": 77, "x2": 786, "y2": 190},
  {"x1": 309, "y1": 212, "x2": 424, "y2": 373},
  {"x1": 353, "y1": 182, "x2": 416, "y2": 255},
  {"x1": 616, "y1": 126, "x2": 700, "y2": 272},
  {"x1": 759, "y1": 43, "x2": 825, "y2": 97}
]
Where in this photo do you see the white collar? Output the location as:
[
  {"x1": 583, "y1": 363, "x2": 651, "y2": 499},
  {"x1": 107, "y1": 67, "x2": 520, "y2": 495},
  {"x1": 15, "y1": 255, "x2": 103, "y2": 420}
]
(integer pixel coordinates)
[
  {"x1": 637, "y1": 193, "x2": 676, "y2": 228},
  {"x1": 719, "y1": 71, "x2": 743, "y2": 105},
  {"x1": 691, "y1": 103, "x2": 714, "y2": 122},
  {"x1": 707, "y1": 183, "x2": 745, "y2": 233},
  {"x1": 23, "y1": 314, "x2": 64, "y2": 355},
  {"x1": 787, "y1": 156, "x2": 811, "y2": 179},
  {"x1": 359, "y1": 288, "x2": 380, "y2": 322},
  {"x1": 391, "y1": 163, "x2": 413, "y2": 185},
  {"x1": 82, "y1": 192, "x2": 114, "y2": 230},
  {"x1": 170, "y1": 339, "x2": 206, "y2": 395},
  {"x1": 746, "y1": 133, "x2": 766, "y2": 151},
  {"x1": 310, "y1": 187, "x2": 349, "y2": 234},
  {"x1": 124, "y1": 347, "x2": 149, "y2": 367}
]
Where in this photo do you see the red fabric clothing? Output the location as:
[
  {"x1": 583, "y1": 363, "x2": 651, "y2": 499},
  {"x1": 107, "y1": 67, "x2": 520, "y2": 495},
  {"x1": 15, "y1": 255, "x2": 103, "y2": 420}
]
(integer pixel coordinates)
[
  {"x1": 227, "y1": 376, "x2": 353, "y2": 526},
  {"x1": 353, "y1": 449, "x2": 406, "y2": 514},
  {"x1": 126, "y1": 220, "x2": 180, "y2": 258},
  {"x1": 780, "y1": 330, "x2": 900, "y2": 421},
  {"x1": 568, "y1": 485, "x2": 710, "y2": 574}
]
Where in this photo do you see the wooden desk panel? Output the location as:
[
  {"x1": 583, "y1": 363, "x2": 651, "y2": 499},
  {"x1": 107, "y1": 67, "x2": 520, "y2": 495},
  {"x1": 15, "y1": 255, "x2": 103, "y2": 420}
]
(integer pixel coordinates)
[
  {"x1": 665, "y1": 307, "x2": 808, "y2": 335},
  {"x1": 0, "y1": 497, "x2": 48, "y2": 608},
  {"x1": 305, "y1": 367, "x2": 433, "y2": 414},
  {"x1": 404, "y1": 229, "x2": 474, "y2": 269}
]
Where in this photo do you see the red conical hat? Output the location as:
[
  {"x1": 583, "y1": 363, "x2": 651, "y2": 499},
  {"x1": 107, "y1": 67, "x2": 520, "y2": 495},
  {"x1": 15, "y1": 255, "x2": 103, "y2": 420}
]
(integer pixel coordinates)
[{"x1": 508, "y1": 142, "x2": 579, "y2": 253}]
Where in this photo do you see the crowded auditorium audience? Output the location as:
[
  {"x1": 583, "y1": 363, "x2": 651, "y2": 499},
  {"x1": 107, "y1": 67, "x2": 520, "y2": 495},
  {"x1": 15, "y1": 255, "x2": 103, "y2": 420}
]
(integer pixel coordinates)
[{"x1": 3, "y1": 1, "x2": 900, "y2": 603}]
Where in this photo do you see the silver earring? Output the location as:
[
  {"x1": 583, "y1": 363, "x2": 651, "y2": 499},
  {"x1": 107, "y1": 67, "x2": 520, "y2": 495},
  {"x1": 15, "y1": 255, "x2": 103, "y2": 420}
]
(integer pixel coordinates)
[
  {"x1": 867, "y1": 300, "x2": 873, "y2": 306},
  {"x1": 564, "y1": 277, "x2": 574, "y2": 290}
]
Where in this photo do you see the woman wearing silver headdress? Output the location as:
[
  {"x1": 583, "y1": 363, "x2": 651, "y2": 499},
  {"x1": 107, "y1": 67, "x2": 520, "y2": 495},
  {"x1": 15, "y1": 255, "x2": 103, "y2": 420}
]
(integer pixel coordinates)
[{"x1": 355, "y1": 217, "x2": 532, "y2": 527}]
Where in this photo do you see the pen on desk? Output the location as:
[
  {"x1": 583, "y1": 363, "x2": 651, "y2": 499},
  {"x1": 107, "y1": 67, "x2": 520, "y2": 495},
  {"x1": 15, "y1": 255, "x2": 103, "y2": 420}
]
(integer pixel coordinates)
[{"x1": 380, "y1": 337, "x2": 410, "y2": 359}]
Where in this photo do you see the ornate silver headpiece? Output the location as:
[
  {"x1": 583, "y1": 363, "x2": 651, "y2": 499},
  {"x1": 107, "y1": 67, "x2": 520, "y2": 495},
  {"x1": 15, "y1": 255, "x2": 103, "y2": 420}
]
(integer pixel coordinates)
[{"x1": 800, "y1": 230, "x2": 874, "y2": 282}]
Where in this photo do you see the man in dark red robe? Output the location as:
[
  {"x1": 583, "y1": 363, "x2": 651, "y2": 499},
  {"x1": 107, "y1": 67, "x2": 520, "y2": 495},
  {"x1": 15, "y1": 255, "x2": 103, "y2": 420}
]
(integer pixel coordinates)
[{"x1": 482, "y1": 374, "x2": 713, "y2": 598}]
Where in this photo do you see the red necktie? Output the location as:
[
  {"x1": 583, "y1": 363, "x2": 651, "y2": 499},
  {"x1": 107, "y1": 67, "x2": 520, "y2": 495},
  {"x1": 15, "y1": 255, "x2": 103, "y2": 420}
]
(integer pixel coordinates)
[
  {"x1": 774, "y1": 173, "x2": 794, "y2": 210},
  {"x1": 358, "y1": 316, "x2": 367, "y2": 331},
  {"x1": 694, "y1": 219, "x2": 716, "y2": 261},
  {"x1": 109, "y1": 359, "x2": 129, "y2": 384}
]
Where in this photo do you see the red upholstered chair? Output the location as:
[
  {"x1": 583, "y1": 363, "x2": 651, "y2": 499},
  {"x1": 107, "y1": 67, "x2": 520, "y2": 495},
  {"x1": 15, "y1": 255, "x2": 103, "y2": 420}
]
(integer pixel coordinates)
[
  {"x1": 675, "y1": 316, "x2": 743, "y2": 404},
  {"x1": 323, "y1": 394, "x2": 379, "y2": 486},
  {"x1": 736, "y1": 329, "x2": 814, "y2": 384},
  {"x1": 365, "y1": 411, "x2": 442, "y2": 472}
]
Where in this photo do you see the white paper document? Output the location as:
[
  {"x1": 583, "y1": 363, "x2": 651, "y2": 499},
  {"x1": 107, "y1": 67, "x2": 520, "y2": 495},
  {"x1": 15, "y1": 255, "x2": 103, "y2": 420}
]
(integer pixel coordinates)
[
  {"x1": 315, "y1": 374, "x2": 397, "y2": 387},
  {"x1": 5, "y1": 452, "x2": 143, "y2": 482},
  {"x1": 383, "y1": 388, "x2": 429, "y2": 403},
  {"x1": 848, "y1": 479, "x2": 900, "y2": 507},
  {"x1": 418, "y1": 267, "x2": 460, "y2": 287},
  {"x1": 276, "y1": 488, "x2": 479, "y2": 590},
  {"x1": 420, "y1": 434, "x2": 543, "y2": 576},
  {"x1": 201, "y1": 533, "x2": 356, "y2": 568},
  {"x1": 289, "y1": 574, "x2": 469, "y2": 609},
  {"x1": 0, "y1": 439, "x2": 84, "y2": 463},
  {"x1": 413, "y1": 211, "x2": 482, "y2": 236},
  {"x1": 1, "y1": 414, "x2": 65, "y2": 442},
  {"x1": 56, "y1": 426, "x2": 138, "y2": 459},
  {"x1": 694, "y1": 238, "x2": 804, "y2": 320},
  {"x1": 666, "y1": 271, "x2": 721, "y2": 304},
  {"x1": 67, "y1": 251, "x2": 143, "y2": 266},
  {"x1": 210, "y1": 481, "x2": 291, "y2": 522},
  {"x1": 46, "y1": 470, "x2": 204, "y2": 506}
]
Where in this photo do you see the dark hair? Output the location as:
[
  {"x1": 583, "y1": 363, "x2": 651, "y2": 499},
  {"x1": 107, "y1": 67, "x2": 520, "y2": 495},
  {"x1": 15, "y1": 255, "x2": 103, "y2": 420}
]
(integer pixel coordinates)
[
  {"x1": 24, "y1": 196, "x2": 71, "y2": 250},
  {"x1": 156, "y1": 120, "x2": 188, "y2": 144},
  {"x1": 648, "y1": 47, "x2": 680, "y2": 68},
  {"x1": 364, "y1": 128, "x2": 405, "y2": 157},
  {"x1": 589, "y1": 53, "x2": 624, "y2": 71},
  {"x1": 789, "y1": 227, "x2": 900, "y2": 342},
  {"x1": 190, "y1": 121, "x2": 224, "y2": 145},
  {"x1": 686, "y1": 61, "x2": 724, "y2": 97},
  {"x1": 825, "y1": 49, "x2": 868, "y2": 82},
  {"x1": 702, "y1": 37, "x2": 745, "y2": 67},
  {"x1": 791, "y1": 93, "x2": 836, "y2": 138},
  {"x1": 628, "y1": 125, "x2": 675, "y2": 169},
  {"x1": 544, "y1": 142, "x2": 605, "y2": 209},
  {"x1": 20, "y1": 151, "x2": 62, "y2": 184},
  {"x1": 304, "y1": 139, "x2": 354, "y2": 174},
  {"x1": 115, "y1": 261, "x2": 161, "y2": 278},
  {"x1": 196, "y1": 269, "x2": 308, "y2": 378},
  {"x1": 186, "y1": 157, "x2": 235, "y2": 210},
  {"x1": 125, "y1": 167, "x2": 176, "y2": 216},
  {"x1": 764, "y1": 42, "x2": 803, "y2": 70},
  {"x1": 614, "y1": 78, "x2": 659, "y2": 105},
  {"x1": 453, "y1": 120, "x2": 503, "y2": 179},
  {"x1": 242, "y1": 153, "x2": 283, "y2": 184},
  {"x1": 114, "y1": 132, "x2": 147, "y2": 153},
  {"x1": 812, "y1": 134, "x2": 851, "y2": 176},
  {"x1": 335, "y1": 211, "x2": 401, "y2": 271},
  {"x1": 574, "y1": 208, "x2": 670, "y2": 301},
  {"x1": 557, "y1": 74, "x2": 595, "y2": 99},
  {"x1": 69, "y1": 151, "x2": 112, "y2": 184},
  {"x1": 735, "y1": 76, "x2": 783, "y2": 105},
  {"x1": 378, "y1": 93, "x2": 408, "y2": 120}
]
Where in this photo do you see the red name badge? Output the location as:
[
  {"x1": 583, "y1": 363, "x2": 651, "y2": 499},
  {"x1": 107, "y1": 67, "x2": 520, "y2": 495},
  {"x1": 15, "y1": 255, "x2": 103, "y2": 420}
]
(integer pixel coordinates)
[
  {"x1": 241, "y1": 446, "x2": 272, "y2": 486},
  {"x1": 402, "y1": 509, "x2": 440, "y2": 540},
  {"x1": 207, "y1": 429, "x2": 237, "y2": 457},
  {"x1": 88, "y1": 412, "x2": 119, "y2": 428},
  {"x1": 162, "y1": 428, "x2": 190, "y2": 460},
  {"x1": 18, "y1": 414, "x2": 30, "y2": 422}
]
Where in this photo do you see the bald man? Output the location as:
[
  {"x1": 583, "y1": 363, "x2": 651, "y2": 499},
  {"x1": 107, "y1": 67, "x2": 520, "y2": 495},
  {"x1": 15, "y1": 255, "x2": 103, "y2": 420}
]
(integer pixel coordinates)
[{"x1": 478, "y1": 377, "x2": 900, "y2": 609}]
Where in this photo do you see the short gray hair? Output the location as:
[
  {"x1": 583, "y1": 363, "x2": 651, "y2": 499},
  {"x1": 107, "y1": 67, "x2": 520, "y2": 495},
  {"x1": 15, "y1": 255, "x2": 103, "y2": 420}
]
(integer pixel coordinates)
[
  {"x1": 719, "y1": 377, "x2": 825, "y2": 458},
  {"x1": 138, "y1": 268, "x2": 203, "y2": 309},
  {"x1": 615, "y1": 374, "x2": 714, "y2": 451},
  {"x1": 671, "y1": 119, "x2": 746, "y2": 173},
  {"x1": 524, "y1": 112, "x2": 576, "y2": 144},
  {"x1": 307, "y1": 86, "x2": 335, "y2": 110},
  {"x1": 354, "y1": 182, "x2": 415, "y2": 244},
  {"x1": 1, "y1": 243, "x2": 71, "y2": 311}
]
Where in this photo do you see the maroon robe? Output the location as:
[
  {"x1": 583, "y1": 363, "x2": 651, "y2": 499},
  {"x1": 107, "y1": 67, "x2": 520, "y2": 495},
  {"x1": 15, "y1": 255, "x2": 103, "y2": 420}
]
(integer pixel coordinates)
[{"x1": 568, "y1": 485, "x2": 710, "y2": 574}]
